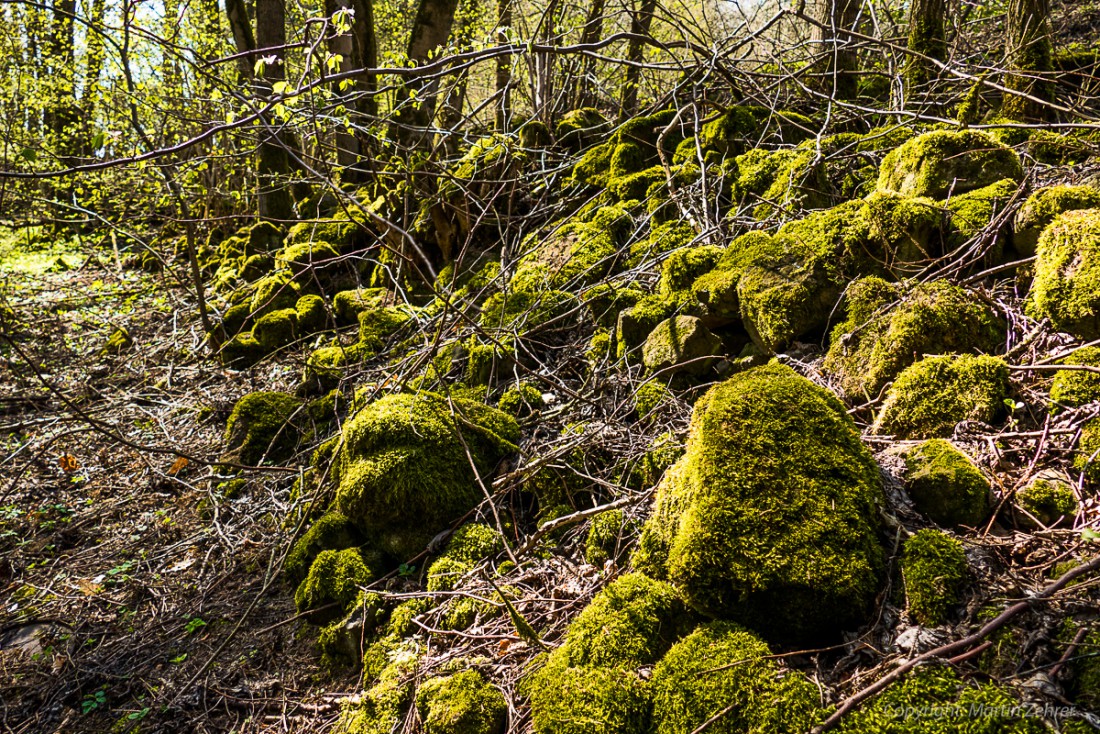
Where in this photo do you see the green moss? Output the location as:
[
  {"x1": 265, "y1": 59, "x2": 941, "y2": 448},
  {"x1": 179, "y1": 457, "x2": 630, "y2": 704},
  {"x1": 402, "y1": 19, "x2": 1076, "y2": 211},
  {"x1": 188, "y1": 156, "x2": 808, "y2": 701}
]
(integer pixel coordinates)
[
  {"x1": 334, "y1": 288, "x2": 387, "y2": 326},
  {"x1": 636, "y1": 432, "x2": 684, "y2": 490},
  {"x1": 277, "y1": 240, "x2": 340, "y2": 276},
  {"x1": 900, "y1": 529, "x2": 969, "y2": 626},
  {"x1": 514, "y1": 208, "x2": 632, "y2": 290},
  {"x1": 1076, "y1": 416, "x2": 1100, "y2": 481},
  {"x1": 629, "y1": 221, "x2": 698, "y2": 266},
  {"x1": 824, "y1": 278, "x2": 1005, "y2": 399},
  {"x1": 294, "y1": 548, "x2": 374, "y2": 621},
  {"x1": 285, "y1": 511, "x2": 365, "y2": 586},
  {"x1": 651, "y1": 622, "x2": 822, "y2": 734},
  {"x1": 1030, "y1": 209, "x2": 1100, "y2": 340},
  {"x1": 610, "y1": 165, "x2": 665, "y2": 202},
  {"x1": 1069, "y1": 628, "x2": 1100, "y2": 710},
  {"x1": 247, "y1": 221, "x2": 284, "y2": 254},
  {"x1": 239, "y1": 253, "x2": 273, "y2": 281},
  {"x1": 250, "y1": 272, "x2": 301, "y2": 318},
  {"x1": 874, "y1": 354, "x2": 1010, "y2": 439},
  {"x1": 287, "y1": 215, "x2": 359, "y2": 251},
  {"x1": 556, "y1": 108, "x2": 610, "y2": 151},
  {"x1": 253, "y1": 307, "x2": 298, "y2": 351},
  {"x1": 634, "y1": 363, "x2": 885, "y2": 644},
  {"x1": 357, "y1": 307, "x2": 413, "y2": 356},
  {"x1": 641, "y1": 315, "x2": 722, "y2": 376},
  {"x1": 1014, "y1": 186, "x2": 1100, "y2": 258},
  {"x1": 498, "y1": 383, "x2": 544, "y2": 416},
  {"x1": 616, "y1": 295, "x2": 677, "y2": 359},
  {"x1": 584, "y1": 509, "x2": 626, "y2": 567},
  {"x1": 416, "y1": 669, "x2": 507, "y2": 734},
  {"x1": 102, "y1": 327, "x2": 133, "y2": 356},
  {"x1": 443, "y1": 523, "x2": 504, "y2": 563},
  {"x1": 902, "y1": 439, "x2": 991, "y2": 528},
  {"x1": 571, "y1": 141, "x2": 615, "y2": 188},
  {"x1": 479, "y1": 288, "x2": 580, "y2": 335},
  {"x1": 218, "y1": 332, "x2": 266, "y2": 369},
  {"x1": 1016, "y1": 474, "x2": 1077, "y2": 527},
  {"x1": 857, "y1": 191, "x2": 948, "y2": 277},
  {"x1": 337, "y1": 651, "x2": 418, "y2": 734},
  {"x1": 296, "y1": 294, "x2": 329, "y2": 333},
  {"x1": 1049, "y1": 347, "x2": 1100, "y2": 410},
  {"x1": 633, "y1": 381, "x2": 670, "y2": 419},
  {"x1": 528, "y1": 655, "x2": 652, "y2": 734},
  {"x1": 219, "y1": 302, "x2": 252, "y2": 338},
  {"x1": 427, "y1": 556, "x2": 473, "y2": 593},
  {"x1": 943, "y1": 178, "x2": 1018, "y2": 261},
  {"x1": 334, "y1": 393, "x2": 519, "y2": 559},
  {"x1": 877, "y1": 129, "x2": 1023, "y2": 199},
  {"x1": 835, "y1": 664, "x2": 1048, "y2": 733},
  {"x1": 221, "y1": 391, "x2": 304, "y2": 465}
]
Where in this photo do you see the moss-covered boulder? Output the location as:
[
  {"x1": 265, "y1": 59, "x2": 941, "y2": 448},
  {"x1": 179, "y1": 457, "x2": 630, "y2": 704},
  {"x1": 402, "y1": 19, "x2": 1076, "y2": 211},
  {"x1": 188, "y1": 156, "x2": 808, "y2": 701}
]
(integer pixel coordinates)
[
  {"x1": 650, "y1": 622, "x2": 821, "y2": 734},
  {"x1": 943, "y1": 178, "x2": 1018, "y2": 261},
  {"x1": 1016, "y1": 471, "x2": 1077, "y2": 527},
  {"x1": 1028, "y1": 208, "x2": 1100, "y2": 339},
  {"x1": 1014, "y1": 185, "x2": 1100, "y2": 257},
  {"x1": 250, "y1": 272, "x2": 301, "y2": 318},
  {"x1": 555, "y1": 107, "x2": 610, "y2": 151},
  {"x1": 334, "y1": 288, "x2": 387, "y2": 326},
  {"x1": 102, "y1": 327, "x2": 133, "y2": 356},
  {"x1": 285, "y1": 511, "x2": 365, "y2": 586},
  {"x1": 1049, "y1": 346, "x2": 1100, "y2": 410},
  {"x1": 873, "y1": 355, "x2": 1010, "y2": 439},
  {"x1": 877, "y1": 130, "x2": 1023, "y2": 199},
  {"x1": 824, "y1": 278, "x2": 1005, "y2": 399},
  {"x1": 900, "y1": 529, "x2": 969, "y2": 626},
  {"x1": 253, "y1": 308, "x2": 298, "y2": 351},
  {"x1": 336, "y1": 652, "x2": 418, "y2": 734},
  {"x1": 514, "y1": 205, "x2": 634, "y2": 290},
  {"x1": 901, "y1": 439, "x2": 991, "y2": 528},
  {"x1": 634, "y1": 363, "x2": 885, "y2": 644},
  {"x1": 333, "y1": 393, "x2": 519, "y2": 559},
  {"x1": 294, "y1": 548, "x2": 374, "y2": 622},
  {"x1": 527, "y1": 573, "x2": 690, "y2": 734},
  {"x1": 221, "y1": 391, "x2": 304, "y2": 465},
  {"x1": 641, "y1": 316, "x2": 722, "y2": 376},
  {"x1": 416, "y1": 669, "x2": 507, "y2": 734}
]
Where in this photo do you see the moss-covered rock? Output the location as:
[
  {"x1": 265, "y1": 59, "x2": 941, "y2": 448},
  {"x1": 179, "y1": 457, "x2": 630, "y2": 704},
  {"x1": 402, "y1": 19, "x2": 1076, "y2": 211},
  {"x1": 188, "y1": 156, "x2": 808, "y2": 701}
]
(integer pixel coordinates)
[
  {"x1": 294, "y1": 548, "x2": 374, "y2": 622},
  {"x1": 901, "y1": 439, "x2": 991, "y2": 528},
  {"x1": 555, "y1": 108, "x2": 610, "y2": 151},
  {"x1": 337, "y1": 651, "x2": 418, "y2": 734},
  {"x1": 498, "y1": 382, "x2": 544, "y2": 416},
  {"x1": 616, "y1": 295, "x2": 678, "y2": 359},
  {"x1": 641, "y1": 315, "x2": 722, "y2": 376},
  {"x1": 1016, "y1": 472, "x2": 1077, "y2": 527},
  {"x1": 943, "y1": 178, "x2": 1018, "y2": 261},
  {"x1": 824, "y1": 278, "x2": 1005, "y2": 399},
  {"x1": 296, "y1": 294, "x2": 329, "y2": 333},
  {"x1": 250, "y1": 272, "x2": 301, "y2": 318},
  {"x1": 218, "y1": 332, "x2": 267, "y2": 369},
  {"x1": 900, "y1": 529, "x2": 969, "y2": 626},
  {"x1": 252, "y1": 307, "x2": 298, "y2": 351},
  {"x1": 1076, "y1": 415, "x2": 1100, "y2": 481},
  {"x1": 634, "y1": 363, "x2": 885, "y2": 644},
  {"x1": 1049, "y1": 347, "x2": 1100, "y2": 410},
  {"x1": 285, "y1": 511, "x2": 365, "y2": 586},
  {"x1": 334, "y1": 288, "x2": 387, "y2": 326},
  {"x1": 873, "y1": 355, "x2": 1010, "y2": 439},
  {"x1": 334, "y1": 393, "x2": 519, "y2": 559},
  {"x1": 584, "y1": 509, "x2": 626, "y2": 567},
  {"x1": 221, "y1": 391, "x2": 304, "y2": 465},
  {"x1": 514, "y1": 205, "x2": 633, "y2": 290},
  {"x1": 650, "y1": 622, "x2": 822, "y2": 734},
  {"x1": 1014, "y1": 186, "x2": 1100, "y2": 257},
  {"x1": 416, "y1": 669, "x2": 507, "y2": 734},
  {"x1": 877, "y1": 130, "x2": 1023, "y2": 199},
  {"x1": 1028, "y1": 209, "x2": 1100, "y2": 339},
  {"x1": 441, "y1": 523, "x2": 504, "y2": 564},
  {"x1": 277, "y1": 240, "x2": 341, "y2": 277},
  {"x1": 102, "y1": 327, "x2": 133, "y2": 356}
]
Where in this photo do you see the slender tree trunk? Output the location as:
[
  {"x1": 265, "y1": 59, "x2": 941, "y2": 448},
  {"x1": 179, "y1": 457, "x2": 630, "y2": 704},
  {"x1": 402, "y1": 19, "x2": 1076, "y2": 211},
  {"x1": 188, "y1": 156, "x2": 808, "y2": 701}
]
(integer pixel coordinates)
[
  {"x1": 533, "y1": 0, "x2": 561, "y2": 120},
  {"x1": 81, "y1": 0, "x2": 108, "y2": 144},
  {"x1": 225, "y1": 0, "x2": 256, "y2": 80},
  {"x1": 1003, "y1": 0, "x2": 1054, "y2": 121},
  {"x1": 620, "y1": 0, "x2": 657, "y2": 116},
  {"x1": 326, "y1": 0, "x2": 359, "y2": 170},
  {"x1": 495, "y1": 0, "x2": 512, "y2": 130},
  {"x1": 573, "y1": 0, "x2": 606, "y2": 109},
  {"x1": 255, "y1": 0, "x2": 295, "y2": 222},
  {"x1": 351, "y1": 0, "x2": 378, "y2": 120},
  {"x1": 904, "y1": 0, "x2": 946, "y2": 101},
  {"x1": 47, "y1": 0, "x2": 77, "y2": 160},
  {"x1": 392, "y1": 0, "x2": 462, "y2": 151},
  {"x1": 812, "y1": 0, "x2": 861, "y2": 101}
]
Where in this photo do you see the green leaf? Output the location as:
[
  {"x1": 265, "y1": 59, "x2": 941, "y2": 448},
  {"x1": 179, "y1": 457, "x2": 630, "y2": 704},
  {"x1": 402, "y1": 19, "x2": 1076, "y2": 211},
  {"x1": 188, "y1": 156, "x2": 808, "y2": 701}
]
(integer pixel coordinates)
[
  {"x1": 1083, "y1": 528, "x2": 1100, "y2": 543},
  {"x1": 90, "y1": 131, "x2": 106, "y2": 150},
  {"x1": 20, "y1": 147, "x2": 36, "y2": 163}
]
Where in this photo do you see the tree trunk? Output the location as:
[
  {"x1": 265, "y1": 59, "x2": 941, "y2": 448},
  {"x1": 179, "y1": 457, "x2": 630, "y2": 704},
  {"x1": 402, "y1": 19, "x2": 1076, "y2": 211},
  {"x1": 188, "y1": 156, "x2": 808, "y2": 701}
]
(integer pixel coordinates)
[
  {"x1": 46, "y1": 0, "x2": 77, "y2": 161},
  {"x1": 391, "y1": 0, "x2": 461, "y2": 151},
  {"x1": 904, "y1": 0, "x2": 946, "y2": 100},
  {"x1": 620, "y1": 0, "x2": 657, "y2": 116},
  {"x1": 533, "y1": 0, "x2": 561, "y2": 120},
  {"x1": 495, "y1": 0, "x2": 512, "y2": 130},
  {"x1": 812, "y1": 0, "x2": 861, "y2": 101},
  {"x1": 351, "y1": 0, "x2": 378, "y2": 120},
  {"x1": 255, "y1": 0, "x2": 295, "y2": 222},
  {"x1": 573, "y1": 0, "x2": 606, "y2": 109},
  {"x1": 81, "y1": 0, "x2": 108, "y2": 145},
  {"x1": 326, "y1": 0, "x2": 359, "y2": 170},
  {"x1": 1003, "y1": 0, "x2": 1054, "y2": 121}
]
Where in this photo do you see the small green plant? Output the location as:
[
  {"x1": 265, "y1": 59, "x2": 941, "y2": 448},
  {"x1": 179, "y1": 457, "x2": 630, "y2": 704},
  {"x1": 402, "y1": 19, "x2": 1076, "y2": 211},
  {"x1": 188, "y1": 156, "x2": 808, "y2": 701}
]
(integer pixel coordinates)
[
  {"x1": 81, "y1": 688, "x2": 107, "y2": 714},
  {"x1": 397, "y1": 562, "x2": 416, "y2": 577},
  {"x1": 184, "y1": 617, "x2": 207, "y2": 635}
]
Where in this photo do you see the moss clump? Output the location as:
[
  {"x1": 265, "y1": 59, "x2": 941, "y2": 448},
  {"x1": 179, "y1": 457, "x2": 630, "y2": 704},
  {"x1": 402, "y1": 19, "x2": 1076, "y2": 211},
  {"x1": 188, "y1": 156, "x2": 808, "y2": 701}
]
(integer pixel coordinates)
[
  {"x1": 873, "y1": 355, "x2": 1011, "y2": 439},
  {"x1": 877, "y1": 129, "x2": 1023, "y2": 199},
  {"x1": 900, "y1": 529, "x2": 969, "y2": 626},
  {"x1": 296, "y1": 294, "x2": 329, "y2": 333},
  {"x1": 1028, "y1": 209, "x2": 1100, "y2": 339},
  {"x1": 250, "y1": 272, "x2": 301, "y2": 318},
  {"x1": 498, "y1": 383, "x2": 544, "y2": 416},
  {"x1": 902, "y1": 440, "x2": 991, "y2": 529},
  {"x1": 416, "y1": 669, "x2": 507, "y2": 734},
  {"x1": 357, "y1": 307, "x2": 413, "y2": 356},
  {"x1": 443, "y1": 523, "x2": 505, "y2": 564},
  {"x1": 527, "y1": 573, "x2": 689, "y2": 734},
  {"x1": 334, "y1": 393, "x2": 519, "y2": 559},
  {"x1": 294, "y1": 548, "x2": 374, "y2": 622},
  {"x1": 641, "y1": 316, "x2": 722, "y2": 376},
  {"x1": 221, "y1": 391, "x2": 304, "y2": 465},
  {"x1": 218, "y1": 332, "x2": 266, "y2": 369},
  {"x1": 285, "y1": 512, "x2": 364, "y2": 586},
  {"x1": 943, "y1": 178, "x2": 1018, "y2": 261},
  {"x1": 628, "y1": 220, "x2": 698, "y2": 266},
  {"x1": 634, "y1": 363, "x2": 884, "y2": 644},
  {"x1": 658, "y1": 246, "x2": 723, "y2": 297},
  {"x1": 555, "y1": 108, "x2": 610, "y2": 151},
  {"x1": 247, "y1": 221, "x2": 284, "y2": 253},
  {"x1": 1050, "y1": 347, "x2": 1100, "y2": 409},
  {"x1": 252, "y1": 308, "x2": 298, "y2": 351},
  {"x1": 514, "y1": 207, "x2": 632, "y2": 290},
  {"x1": 634, "y1": 381, "x2": 671, "y2": 419},
  {"x1": 824, "y1": 278, "x2": 1005, "y2": 399},
  {"x1": 337, "y1": 652, "x2": 418, "y2": 734},
  {"x1": 1069, "y1": 628, "x2": 1100, "y2": 710},
  {"x1": 584, "y1": 509, "x2": 626, "y2": 567},
  {"x1": 277, "y1": 240, "x2": 340, "y2": 276},
  {"x1": 1076, "y1": 416, "x2": 1100, "y2": 482},
  {"x1": 1014, "y1": 186, "x2": 1100, "y2": 257},
  {"x1": 835, "y1": 664, "x2": 1048, "y2": 733},
  {"x1": 857, "y1": 191, "x2": 947, "y2": 277},
  {"x1": 617, "y1": 295, "x2": 678, "y2": 359},
  {"x1": 1016, "y1": 474, "x2": 1077, "y2": 527},
  {"x1": 333, "y1": 288, "x2": 387, "y2": 326},
  {"x1": 427, "y1": 556, "x2": 472, "y2": 593},
  {"x1": 650, "y1": 622, "x2": 822, "y2": 734},
  {"x1": 102, "y1": 327, "x2": 133, "y2": 356}
]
